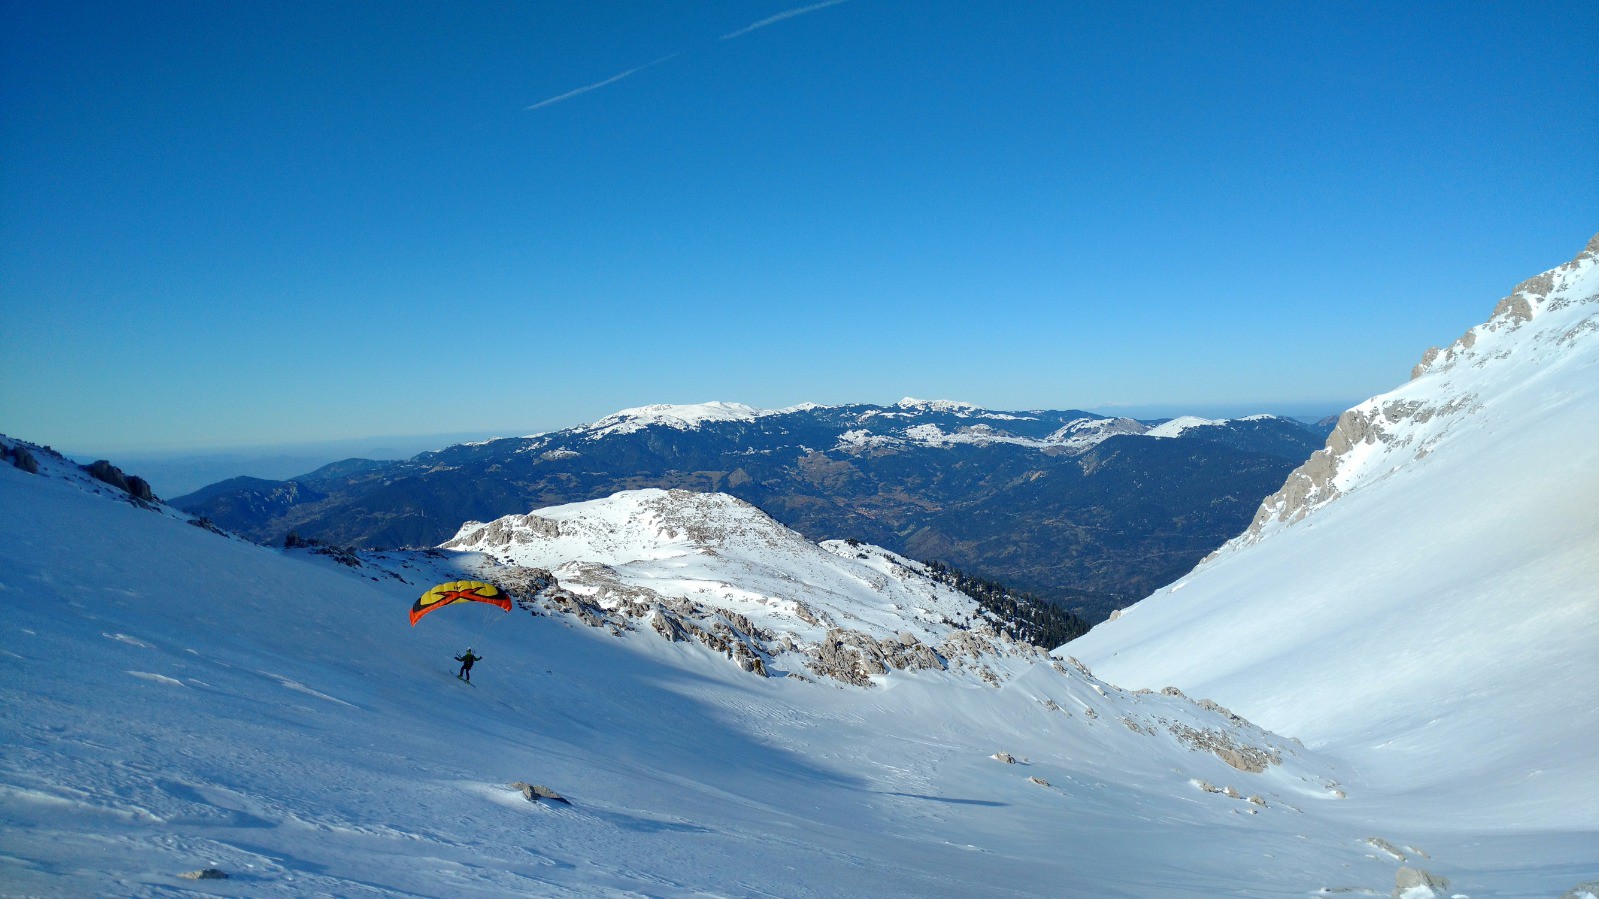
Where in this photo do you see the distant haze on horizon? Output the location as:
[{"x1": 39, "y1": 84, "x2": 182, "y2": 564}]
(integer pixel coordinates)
[{"x1": 3, "y1": 2, "x2": 1595, "y2": 456}]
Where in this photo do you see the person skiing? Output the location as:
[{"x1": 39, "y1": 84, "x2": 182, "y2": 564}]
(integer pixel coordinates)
[{"x1": 454, "y1": 648, "x2": 482, "y2": 683}]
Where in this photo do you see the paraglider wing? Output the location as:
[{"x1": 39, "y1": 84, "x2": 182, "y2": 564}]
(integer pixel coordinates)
[{"x1": 410, "y1": 580, "x2": 512, "y2": 626}]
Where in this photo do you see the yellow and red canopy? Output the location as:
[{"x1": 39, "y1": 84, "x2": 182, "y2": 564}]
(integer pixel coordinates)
[{"x1": 410, "y1": 580, "x2": 511, "y2": 626}]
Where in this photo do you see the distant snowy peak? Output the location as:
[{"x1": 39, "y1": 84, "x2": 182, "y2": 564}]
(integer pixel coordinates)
[
  {"x1": 1042, "y1": 416, "x2": 1149, "y2": 449},
  {"x1": 1144, "y1": 415, "x2": 1276, "y2": 439},
  {"x1": 577, "y1": 401, "x2": 770, "y2": 438},
  {"x1": 1144, "y1": 416, "x2": 1218, "y2": 438},
  {"x1": 892, "y1": 397, "x2": 1035, "y2": 420},
  {"x1": 898, "y1": 396, "x2": 976, "y2": 411},
  {"x1": 569, "y1": 398, "x2": 1033, "y2": 441},
  {"x1": 1218, "y1": 232, "x2": 1599, "y2": 554},
  {"x1": 443, "y1": 488, "x2": 1047, "y2": 685}
]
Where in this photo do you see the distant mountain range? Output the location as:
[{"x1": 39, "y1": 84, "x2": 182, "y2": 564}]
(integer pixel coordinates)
[{"x1": 174, "y1": 400, "x2": 1330, "y2": 621}]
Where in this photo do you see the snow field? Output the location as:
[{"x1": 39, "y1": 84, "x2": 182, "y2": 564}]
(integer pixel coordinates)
[{"x1": 0, "y1": 456, "x2": 1474, "y2": 897}]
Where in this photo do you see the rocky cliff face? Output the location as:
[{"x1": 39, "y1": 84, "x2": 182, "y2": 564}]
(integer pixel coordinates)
[{"x1": 1212, "y1": 233, "x2": 1599, "y2": 557}]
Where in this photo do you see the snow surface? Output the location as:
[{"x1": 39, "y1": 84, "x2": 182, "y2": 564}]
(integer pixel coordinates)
[
  {"x1": 1071, "y1": 237, "x2": 1599, "y2": 841},
  {"x1": 7, "y1": 440, "x2": 1571, "y2": 896}
]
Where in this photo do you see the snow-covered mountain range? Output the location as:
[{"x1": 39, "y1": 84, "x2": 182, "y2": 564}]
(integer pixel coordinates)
[{"x1": 173, "y1": 399, "x2": 1329, "y2": 621}]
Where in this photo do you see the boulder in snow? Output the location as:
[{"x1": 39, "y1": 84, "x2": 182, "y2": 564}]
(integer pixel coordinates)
[
  {"x1": 1366, "y1": 837, "x2": 1406, "y2": 861},
  {"x1": 87, "y1": 460, "x2": 131, "y2": 493},
  {"x1": 5, "y1": 445, "x2": 39, "y2": 474},
  {"x1": 511, "y1": 782, "x2": 570, "y2": 805},
  {"x1": 1393, "y1": 866, "x2": 1448, "y2": 898}
]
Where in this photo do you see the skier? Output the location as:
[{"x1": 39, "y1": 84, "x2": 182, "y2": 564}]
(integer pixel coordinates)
[{"x1": 455, "y1": 648, "x2": 482, "y2": 683}]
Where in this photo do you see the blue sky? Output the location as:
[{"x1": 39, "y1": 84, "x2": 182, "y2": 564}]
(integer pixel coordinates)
[{"x1": 3, "y1": 1, "x2": 1595, "y2": 455}]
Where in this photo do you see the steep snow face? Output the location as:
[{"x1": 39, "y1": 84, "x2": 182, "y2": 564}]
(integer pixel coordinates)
[
  {"x1": 1070, "y1": 234, "x2": 1599, "y2": 827},
  {"x1": 442, "y1": 489, "x2": 1043, "y2": 684}
]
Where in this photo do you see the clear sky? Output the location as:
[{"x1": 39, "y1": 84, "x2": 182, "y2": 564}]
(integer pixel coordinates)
[{"x1": 3, "y1": 1, "x2": 1595, "y2": 455}]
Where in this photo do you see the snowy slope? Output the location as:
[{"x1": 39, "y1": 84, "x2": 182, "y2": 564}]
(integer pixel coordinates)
[
  {"x1": 13, "y1": 438, "x2": 1566, "y2": 897},
  {"x1": 1070, "y1": 235, "x2": 1599, "y2": 832}
]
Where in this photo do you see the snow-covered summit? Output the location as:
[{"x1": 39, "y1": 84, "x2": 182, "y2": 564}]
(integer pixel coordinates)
[
  {"x1": 443, "y1": 488, "x2": 1045, "y2": 684},
  {"x1": 1044, "y1": 416, "x2": 1148, "y2": 443},
  {"x1": 1145, "y1": 416, "x2": 1220, "y2": 438},
  {"x1": 577, "y1": 401, "x2": 771, "y2": 438},
  {"x1": 892, "y1": 397, "x2": 1035, "y2": 420},
  {"x1": 895, "y1": 397, "x2": 979, "y2": 414},
  {"x1": 1143, "y1": 415, "x2": 1284, "y2": 439}
]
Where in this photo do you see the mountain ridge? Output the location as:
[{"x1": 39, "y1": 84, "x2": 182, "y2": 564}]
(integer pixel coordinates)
[{"x1": 172, "y1": 402, "x2": 1328, "y2": 621}]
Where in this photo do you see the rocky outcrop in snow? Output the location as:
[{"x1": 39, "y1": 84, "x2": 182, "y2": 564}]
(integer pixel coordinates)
[
  {"x1": 3, "y1": 442, "x2": 39, "y2": 473},
  {"x1": 444, "y1": 489, "x2": 1049, "y2": 687},
  {"x1": 1393, "y1": 866, "x2": 1450, "y2": 898},
  {"x1": 87, "y1": 459, "x2": 156, "y2": 503}
]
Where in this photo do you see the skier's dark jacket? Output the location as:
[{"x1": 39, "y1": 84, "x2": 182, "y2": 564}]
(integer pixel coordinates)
[{"x1": 455, "y1": 651, "x2": 481, "y2": 668}]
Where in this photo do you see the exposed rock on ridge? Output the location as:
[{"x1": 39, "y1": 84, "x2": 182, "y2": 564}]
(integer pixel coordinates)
[{"x1": 1208, "y1": 232, "x2": 1599, "y2": 558}]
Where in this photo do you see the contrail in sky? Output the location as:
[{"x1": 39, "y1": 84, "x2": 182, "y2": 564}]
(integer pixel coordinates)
[
  {"x1": 525, "y1": 1, "x2": 852, "y2": 112},
  {"x1": 524, "y1": 53, "x2": 680, "y2": 111},
  {"x1": 720, "y1": 0, "x2": 851, "y2": 41}
]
